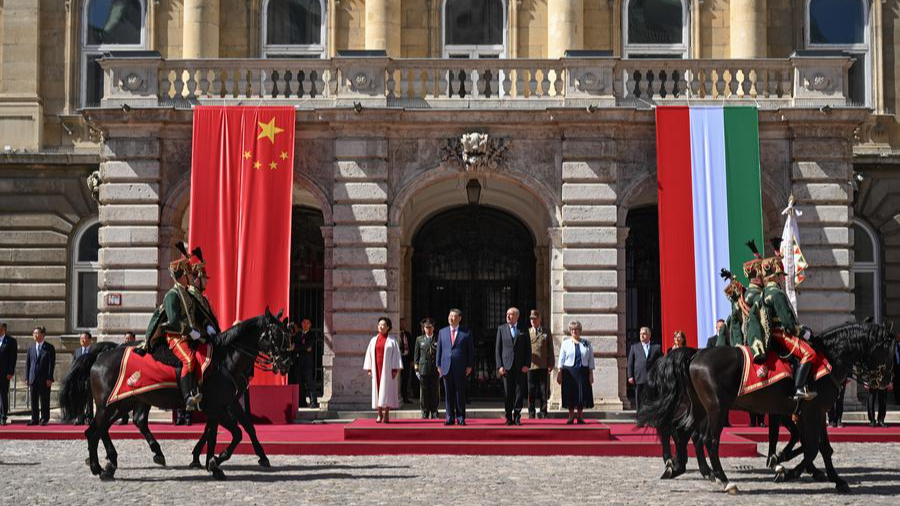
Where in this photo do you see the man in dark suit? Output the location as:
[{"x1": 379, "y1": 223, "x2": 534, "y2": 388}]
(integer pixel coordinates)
[
  {"x1": 627, "y1": 326, "x2": 662, "y2": 414},
  {"x1": 0, "y1": 322, "x2": 18, "y2": 425},
  {"x1": 72, "y1": 332, "x2": 93, "y2": 425},
  {"x1": 291, "y1": 318, "x2": 320, "y2": 409},
  {"x1": 398, "y1": 318, "x2": 414, "y2": 404},
  {"x1": 496, "y1": 307, "x2": 530, "y2": 425},
  {"x1": 25, "y1": 326, "x2": 55, "y2": 425},
  {"x1": 436, "y1": 308, "x2": 475, "y2": 426},
  {"x1": 706, "y1": 319, "x2": 725, "y2": 349}
]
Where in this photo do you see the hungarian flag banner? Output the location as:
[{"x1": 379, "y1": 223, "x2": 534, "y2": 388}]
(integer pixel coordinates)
[
  {"x1": 655, "y1": 106, "x2": 764, "y2": 350},
  {"x1": 189, "y1": 106, "x2": 295, "y2": 385}
]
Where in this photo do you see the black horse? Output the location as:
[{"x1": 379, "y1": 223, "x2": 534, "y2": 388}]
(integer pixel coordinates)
[
  {"x1": 59, "y1": 309, "x2": 292, "y2": 481},
  {"x1": 640, "y1": 321, "x2": 895, "y2": 494}
]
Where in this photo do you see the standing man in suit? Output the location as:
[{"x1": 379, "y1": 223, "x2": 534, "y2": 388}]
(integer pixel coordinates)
[
  {"x1": 73, "y1": 332, "x2": 93, "y2": 424},
  {"x1": 0, "y1": 322, "x2": 18, "y2": 425},
  {"x1": 627, "y1": 326, "x2": 662, "y2": 414},
  {"x1": 292, "y1": 318, "x2": 320, "y2": 409},
  {"x1": 706, "y1": 319, "x2": 725, "y2": 348},
  {"x1": 25, "y1": 326, "x2": 55, "y2": 425},
  {"x1": 436, "y1": 308, "x2": 475, "y2": 426},
  {"x1": 496, "y1": 307, "x2": 530, "y2": 425}
]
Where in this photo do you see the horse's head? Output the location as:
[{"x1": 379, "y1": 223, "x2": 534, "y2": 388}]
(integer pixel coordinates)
[
  {"x1": 258, "y1": 308, "x2": 294, "y2": 376},
  {"x1": 855, "y1": 322, "x2": 896, "y2": 389}
]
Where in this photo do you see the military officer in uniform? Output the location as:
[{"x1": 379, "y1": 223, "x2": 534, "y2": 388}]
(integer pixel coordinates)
[
  {"x1": 187, "y1": 248, "x2": 221, "y2": 338},
  {"x1": 759, "y1": 238, "x2": 818, "y2": 401},
  {"x1": 716, "y1": 269, "x2": 746, "y2": 348},
  {"x1": 413, "y1": 318, "x2": 440, "y2": 419},
  {"x1": 144, "y1": 243, "x2": 208, "y2": 411},
  {"x1": 741, "y1": 240, "x2": 769, "y2": 367}
]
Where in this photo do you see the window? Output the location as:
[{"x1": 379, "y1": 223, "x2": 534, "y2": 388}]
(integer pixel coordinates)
[
  {"x1": 81, "y1": 0, "x2": 147, "y2": 107},
  {"x1": 443, "y1": 0, "x2": 506, "y2": 58},
  {"x1": 851, "y1": 219, "x2": 882, "y2": 323},
  {"x1": 806, "y1": 0, "x2": 869, "y2": 105},
  {"x1": 623, "y1": 0, "x2": 688, "y2": 58},
  {"x1": 262, "y1": 0, "x2": 326, "y2": 58},
  {"x1": 71, "y1": 219, "x2": 101, "y2": 331}
]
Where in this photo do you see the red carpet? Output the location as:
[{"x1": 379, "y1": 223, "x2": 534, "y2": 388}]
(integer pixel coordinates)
[{"x1": 1, "y1": 421, "x2": 897, "y2": 457}]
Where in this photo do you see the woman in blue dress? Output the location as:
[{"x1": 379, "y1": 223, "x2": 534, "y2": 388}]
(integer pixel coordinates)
[{"x1": 556, "y1": 320, "x2": 595, "y2": 424}]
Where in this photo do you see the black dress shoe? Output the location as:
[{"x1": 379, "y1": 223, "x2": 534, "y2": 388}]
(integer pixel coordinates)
[
  {"x1": 566, "y1": 419, "x2": 574, "y2": 425},
  {"x1": 40, "y1": 420, "x2": 48, "y2": 426},
  {"x1": 869, "y1": 421, "x2": 877, "y2": 428},
  {"x1": 505, "y1": 419, "x2": 513, "y2": 426},
  {"x1": 444, "y1": 420, "x2": 455, "y2": 426},
  {"x1": 458, "y1": 420, "x2": 467, "y2": 426},
  {"x1": 27, "y1": 421, "x2": 37, "y2": 426},
  {"x1": 576, "y1": 418, "x2": 586, "y2": 425},
  {"x1": 514, "y1": 419, "x2": 522, "y2": 426},
  {"x1": 877, "y1": 421, "x2": 887, "y2": 428}
]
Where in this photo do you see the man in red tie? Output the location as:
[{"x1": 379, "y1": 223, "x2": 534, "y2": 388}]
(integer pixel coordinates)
[{"x1": 436, "y1": 309, "x2": 475, "y2": 426}]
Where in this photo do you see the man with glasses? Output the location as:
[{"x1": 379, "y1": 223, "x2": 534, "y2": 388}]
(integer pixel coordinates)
[{"x1": 527, "y1": 310, "x2": 554, "y2": 419}]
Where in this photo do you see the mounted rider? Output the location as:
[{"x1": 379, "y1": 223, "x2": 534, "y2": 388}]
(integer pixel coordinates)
[
  {"x1": 759, "y1": 237, "x2": 819, "y2": 402},
  {"x1": 716, "y1": 268, "x2": 746, "y2": 348},
  {"x1": 740, "y1": 240, "x2": 769, "y2": 366},
  {"x1": 187, "y1": 247, "x2": 221, "y2": 339},
  {"x1": 144, "y1": 242, "x2": 208, "y2": 411}
]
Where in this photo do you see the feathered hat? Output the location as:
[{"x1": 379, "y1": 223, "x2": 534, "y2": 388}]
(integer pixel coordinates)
[
  {"x1": 742, "y1": 239, "x2": 764, "y2": 281},
  {"x1": 762, "y1": 237, "x2": 786, "y2": 281},
  {"x1": 190, "y1": 246, "x2": 208, "y2": 279},
  {"x1": 168, "y1": 241, "x2": 192, "y2": 281}
]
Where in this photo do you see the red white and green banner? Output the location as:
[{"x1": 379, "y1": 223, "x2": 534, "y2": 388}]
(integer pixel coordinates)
[
  {"x1": 189, "y1": 106, "x2": 295, "y2": 385},
  {"x1": 655, "y1": 106, "x2": 764, "y2": 350}
]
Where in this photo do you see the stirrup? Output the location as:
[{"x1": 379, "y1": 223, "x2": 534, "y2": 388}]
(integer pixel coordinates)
[
  {"x1": 184, "y1": 392, "x2": 203, "y2": 411},
  {"x1": 793, "y1": 388, "x2": 817, "y2": 402}
]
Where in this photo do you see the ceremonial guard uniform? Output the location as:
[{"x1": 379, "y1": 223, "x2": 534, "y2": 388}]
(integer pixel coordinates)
[
  {"x1": 716, "y1": 269, "x2": 746, "y2": 348},
  {"x1": 740, "y1": 241, "x2": 768, "y2": 365},
  {"x1": 144, "y1": 243, "x2": 209, "y2": 411},
  {"x1": 413, "y1": 330, "x2": 440, "y2": 419},
  {"x1": 759, "y1": 239, "x2": 818, "y2": 401}
]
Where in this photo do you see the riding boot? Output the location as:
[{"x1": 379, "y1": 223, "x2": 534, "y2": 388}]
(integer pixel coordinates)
[
  {"x1": 792, "y1": 362, "x2": 818, "y2": 402},
  {"x1": 180, "y1": 374, "x2": 203, "y2": 411}
]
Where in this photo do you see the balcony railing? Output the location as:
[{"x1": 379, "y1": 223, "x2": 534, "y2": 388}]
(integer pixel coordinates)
[{"x1": 98, "y1": 55, "x2": 855, "y2": 110}]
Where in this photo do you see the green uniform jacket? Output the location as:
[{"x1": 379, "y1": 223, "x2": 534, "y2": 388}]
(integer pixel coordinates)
[
  {"x1": 762, "y1": 282, "x2": 802, "y2": 336},
  {"x1": 413, "y1": 335, "x2": 438, "y2": 376},
  {"x1": 145, "y1": 284, "x2": 196, "y2": 346},
  {"x1": 716, "y1": 304, "x2": 744, "y2": 348},
  {"x1": 187, "y1": 286, "x2": 221, "y2": 338},
  {"x1": 742, "y1": 284, "x2": 767, "y2": 359}
]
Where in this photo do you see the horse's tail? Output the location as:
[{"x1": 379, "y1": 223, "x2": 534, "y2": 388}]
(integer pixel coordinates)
[
  {"x1": 636, "y1": 347, "x2": 699, "y2": 433},
  {"x1": 59, "y1": 341, "x2": 118, "y2": 419}
]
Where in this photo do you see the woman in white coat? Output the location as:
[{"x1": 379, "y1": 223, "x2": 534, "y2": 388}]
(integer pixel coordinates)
[{"x1": 363, "y1": 316, "x2": 403, "y2": 423}]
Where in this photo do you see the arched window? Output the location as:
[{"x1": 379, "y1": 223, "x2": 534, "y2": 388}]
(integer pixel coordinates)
[
  {"x1": 443, "y1": 0, "x2": 506, "y2": 58},
  {"x1": 623, "y1": 0, "x2": 688, "y2": 58},
  {"x1": 262, "y1": 0, "x2": 327, "y2": 58},
  {"x1": 71, "y1": 219, "x2": 101, "y2": 331},
  {"x1": 851, "y1": 218, "x2": 882, "y2": 323},
  {"x1": 806, "y1": 0, "x2": 869, "y2": 105},
  {"x1": 81, "y1": 0, "x2": 147, "y2": 107}
]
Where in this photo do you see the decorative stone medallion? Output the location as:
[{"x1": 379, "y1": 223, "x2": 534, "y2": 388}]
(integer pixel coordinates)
[{"x1": 440, "y1": 132, "x2": 509, "y2": 172}]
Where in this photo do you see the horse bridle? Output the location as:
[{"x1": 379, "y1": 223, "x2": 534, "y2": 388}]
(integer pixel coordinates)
[{"x1": 230, "y1": 320, "x2": 292, "y2": 374}]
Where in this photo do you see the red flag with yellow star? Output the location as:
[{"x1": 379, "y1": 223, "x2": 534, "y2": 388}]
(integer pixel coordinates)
[{"x1": 188, "y1": 106, "x2": 294, "y2": 386}]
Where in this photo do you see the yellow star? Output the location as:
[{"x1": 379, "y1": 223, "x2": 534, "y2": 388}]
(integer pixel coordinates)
[
  {"x1": 279, "y1": 151, "x2": 289, "y2": 160},
  {"x1": 243, "y1": 150, "x2": 251, "y2": 159},
  {"x1": 257, "y1": 117, "x2": 284, "y2": 144},
  {"x1": 269, "y1": 161, "x2": 278, "y2": 170},
  {"x1": 253, "y1": 160, "x2": 262, "y2": 170}
]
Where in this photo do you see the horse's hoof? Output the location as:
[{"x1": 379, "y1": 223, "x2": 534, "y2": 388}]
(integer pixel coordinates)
[
  {"x1": 724, "y1": 483, "x2": 739, "y2": 495},
  {"x1": 836, "y1": 481, "x2": 851, "y2": 494},
  {"x1": 188, "y1": 460, "x2": 203, "y2": 470},
  {"x1": 89, "y1": 464, "x2": 102, "y2": 476},
  {"x1": 811, "y1": 470, "x2": 828, "y2": 482},
  {"x1": 766, "y1": 455, "x2": 778, "y2": 469},
  {"x1": 670, "y1": 468, "x2": 685, "y2": 479},
  {"x1": 211, "y1": 468, "x2": 226, "y2": 481},
  {"x1": 207, "y1": 457, "x2": 219, "y2": 473},
  {"x1": 258, "y1": 457, "x2": 271, "y2": 468},
  {"x1": 774, "y1": 470, "x2": 786, "y2": 483},
  {"x1": 153, "y1": 454, "x2": 167, "y2": 467}
]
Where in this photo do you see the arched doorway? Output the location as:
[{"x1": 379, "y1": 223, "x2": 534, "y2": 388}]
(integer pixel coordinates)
[
  {"x1": 290, "y1": 205, "x2": 325, "y2": 404},
  {"x1": 412, "y1": 205, "x2": 536, "y2": 398},
  {"x1": 625, "y1": 205, "x2": 662, "y2": 405}
]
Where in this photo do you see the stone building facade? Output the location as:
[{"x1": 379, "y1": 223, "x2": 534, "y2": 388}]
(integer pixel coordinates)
[{"x1": 1, "y1": 0, "x2": 898, "y2": 409}]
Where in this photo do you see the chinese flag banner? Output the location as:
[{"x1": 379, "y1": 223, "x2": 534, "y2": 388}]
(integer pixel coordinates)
[{"x1": 189, "y1": 106, "x2": 295, "y2": 386}]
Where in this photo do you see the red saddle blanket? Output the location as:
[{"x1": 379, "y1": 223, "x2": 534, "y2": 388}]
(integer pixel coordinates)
[
  {"x1": 108, "y1": 343, "x2": 214, "y2": 405},
  {"x1": 737, "y1": 345, "x2": 832, "y2": 397}
]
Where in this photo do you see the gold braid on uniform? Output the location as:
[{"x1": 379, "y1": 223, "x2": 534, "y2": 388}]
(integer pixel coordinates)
[
  {"x1": 174, "y1": 284, "x2": 197, "y2": 331},
  {"x1": 759, "y1": 304, "x2": 772, "y2": 342}
]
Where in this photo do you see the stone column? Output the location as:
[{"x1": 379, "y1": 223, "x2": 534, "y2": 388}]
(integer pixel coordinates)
[
  {"x1": 557, "y1": 139, "x2": 622, "y2": 410},
  {"x1": 183, "y1": 0, "x2": 221, "y2": 58},
  {"x1": 97, "y1": 137, "x2": 163, "y2": 341},
  {"x1": 365, "y1": 0, "x2": 400, "y2": 55},
  {"x1": 0, "y1": 0, "x2": 42, "y2": 149},
  {"x1": 328, "y1": 139, "x2": 390, "y2": 408},
  {"x1": 548, "y1": 0, "x2": 584, "y2": 59},
  {"x1": 730, "y1": 0, "x2": 767, "y2": 59}
]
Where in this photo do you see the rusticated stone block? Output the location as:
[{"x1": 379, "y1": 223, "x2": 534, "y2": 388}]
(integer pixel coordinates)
[
  {"x1": 334, "y1": 160, "x2": 388, "y2": 180},
  {"x1": 99, "y1": 247, "x2": 159, "y2": 268},
  {"x1": 98, "y1": 290, "x2": 160, "y2": 311},
  {"x1": 102, "y1": 138, "x2": 160, "y2": 159},
  {"x1": 562, "y1": 270, "x2": 617, "y2": 289},
  {"x1": 562, "y1": 139, "x2": 615, "y2": 160},
  {"x1": 793, "y1": 183, "x2": 851, "y2": 204},
  {"x1": 99, "y1": 204, "x2": 160, "y2": 225},
  {"x1": 795, "y1": 205, "x2": 850, "y2": 225},
  {"x1": 333, "y1": 269, "x2": 388, "y2": 288},
  {"x1": 561, "y1": 249, "x2": 618, "y2": 268},
  {"x1": 99, "y1": 269, "x2": 159, "y2": 289},
  {"x1": 561, "y1": 183, "x2": 616, "y2": 204},
  {"x1": 98, "y1": 312, "x2": 157, "y2": 332},
  {"x1": 333, "y1": 247, "x2": 388, "y2": 267},
  {"x1": 562, "y1": 292, "x2": 618, "y2": 312},
  {"x1": 332, "y1": 290, "x2": 390, "y2": 311},
  {"x1": 333, "y1": 204, "x2": 388, "y2": 224},
  {"x1": 333, "y1": 182, "x2": 389, "y2": 203},
  {"x1": 551, "y1": 314, "x2": 618, "y2": 334},
  {"x1": 335, "y1": 139, "x2": 388, "y2": 159},
  {"x1": 561, "y1": 161, "x2": 617, "y2": 182},
  {"x1": 99, "y1": 183, "x2": 160, "y2": 204},
  {"x1": 98, "y1": 226, "x2": 159, "y2": 247},
  {"x1": 561, "y1": 227, "x2": 617, "y2": 246},
  {"x1": 333, "y1": 226, "x2": 388, "y2": 246},
  {"x1": 795, "y1": 290, "x2": 852, "y2": 313},
  {"x1": 100, "y1": 160, "x2": 161, "y2": 182},
  {"x1": 561, "y1": 205, "x2": 617, "y2": 225},
  {"x1": 791, "y1": 161, "x2": 851, "y2": 181}
]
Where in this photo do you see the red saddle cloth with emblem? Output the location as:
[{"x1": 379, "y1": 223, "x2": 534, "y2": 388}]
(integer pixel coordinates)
[
  {"x1": 737, "y1": 345, "x2": 832, "y2": 397},
  {"x1": 107, "y1": 343, "x2": 214, "y2": 405}
]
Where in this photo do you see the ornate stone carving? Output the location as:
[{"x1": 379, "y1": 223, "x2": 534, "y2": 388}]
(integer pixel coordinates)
[
  {"x1": 86, "y1": 170, "x2": 102, "y2": 203},
  {"x1": 123, "y1": 73, "x2": 145, "y2": 92},
  {"x1": 440, "y1": 132, "x2": 509, "y2": 172}
]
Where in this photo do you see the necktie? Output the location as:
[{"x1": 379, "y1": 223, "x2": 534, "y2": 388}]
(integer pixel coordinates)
[
  {"x1": 643, "y1": 344, "x2": 649, "y2": 357},
  {"x1": 451, "y1": 328, "x2": 457, "y2": 346},
  {"x1": 511, "y1": 326, "x2": 516, "y2": 340}
]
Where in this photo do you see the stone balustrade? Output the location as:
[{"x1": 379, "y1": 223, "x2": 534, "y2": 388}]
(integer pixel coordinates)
[{"x1": 99, "y1": 54, "x2": 855, "y2": 110}]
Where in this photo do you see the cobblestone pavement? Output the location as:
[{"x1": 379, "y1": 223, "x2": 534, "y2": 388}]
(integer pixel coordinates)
[{"x1": 1, "y1": 440, "x2": 898, "y2": 505}]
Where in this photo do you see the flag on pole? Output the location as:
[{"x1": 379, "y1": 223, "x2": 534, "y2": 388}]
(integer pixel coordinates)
[
  {"x1": 655, "y1": 106, "x2": 764, "y2": 350},
  {"x1": 780, "y1": 195, "x2": 807, "y2": 309},
  {"x1": 188, "y1": 106, "x2": 295, "y2": 386}
]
